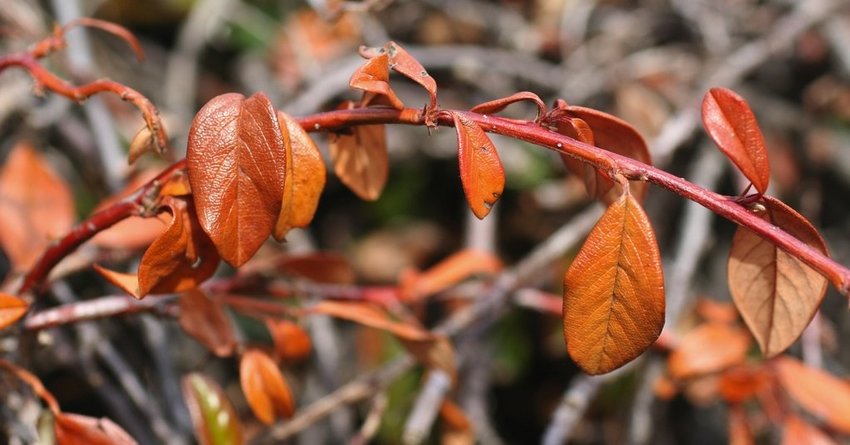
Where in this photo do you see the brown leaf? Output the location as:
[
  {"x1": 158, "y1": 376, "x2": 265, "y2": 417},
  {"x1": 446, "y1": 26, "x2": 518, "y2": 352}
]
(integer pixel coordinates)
[
  {"x1": 276, "y1": 252, "x2": 355, "y2": 284},
  {"x1": 91, "y1": 170, "x2": 170, "y2": 250},
  {"x1": 400, "y1": 249, "x2": 502, "y2": 302},
  {"x1": 469, "y1": 92, "x2": 546, "y2": 120},
  {"x1": 0, "y1": 141, "x2": 75, "y2": 271},
  {"x1": 728, "y1": 197, "x2": 828, "y2": 357},
  {"x1": 775, "y1": 356, "x2": 850, "y2": 434},
  {"x1": 273, "y1": 111, "x2": 326, "y2": 241},
  {"x1": 92, "y1": 266, "x2": 143, "y2": 299},
  {"x1": 329, "y1": 116, "x2": 388, "y2": 201},
  {"x1": 0, "y1": 293, "x2": 28, "y2": 330},
  {"x1": 187, "y1": 92, "x2": 286, "y2": 267},
  {"x1": 266, "y1": 319, "x2": 312, "y2": 364},
  {"x1": 385, "y1": 41, "x2": 437, "y2": 109},
  {"x1": 668, "y1": 323, "x2": 751, "y2": 380},
  {"x1": 240, "y1": 348, "x2": 295, "y2": 425},
  {"x1": 452, "y1": 112, "x2": 505, "y2": 219},
  {"x1": 127, "y1": 125, "x2": 155, "y2": 165},
  {"x1": 702, "y1": 87, "x2": 770, "y2": 194},
  {"x1": 179, "y1": 289, "x2": 236, "y2": 357},
  {"x1": 54, "y1": 413, "x2": 137, "y2": 445},
  {"x1": 182, "y1": 373, "x2": 244, "y2": 445},
  {"x1": 563, "y1": 192, "x2": 665, "y2": 374},
  {"x1": 782, "y1": 415, "x2": 837, "y2": 445},
  {"x1": 349, "y1": 53, "x2": 404, "y2": 110}
]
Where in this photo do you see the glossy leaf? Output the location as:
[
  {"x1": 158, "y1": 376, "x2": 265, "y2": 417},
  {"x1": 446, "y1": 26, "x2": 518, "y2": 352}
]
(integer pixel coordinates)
[
  {"x1": 187, "y1": 92, "x2": 286, "y2": 267},
  {"x1": 775, "y1": 356, "x2": 850, "y2": 434},
  {"x1": 400, "y1": 249, "x2": 502, "y2": 302},
  {"x1": 266, "y1": 319, "x2": 312, "y2": 364},
  {"x1": 240, "y1": 348, "x2": 295, "y2": 425},
  {"x1": 452, "y1": 112, "x2": 505, "y2": 219},
  {"x1": 349, "y1": 53, "x2": 404, "y2": 110},
  {"x1": 782, "y1": 415, "x2": 836, "y2": 445},
  {"x1": 385, "y1": 41, "x2": 437, "y2": 109},
  {"x1": 329, "y1": 122, "x2": 388, "y2": 201},
  {"x1": 0, "y1": 293, "x2": 28, "y2": 330},
  {"x1": 701, "y1": 87, "x2": 770, "y2": 194},
  {"x1": 728, "y1": 197, "x2": 828, "y2": 357},
  {"x1": 469, "y1": 92, "x2": 546, "y2": 120},
  {"x1": 668, "y1": 323, "x2": 751, "y2": 380},
  {"x1": 179, "y1": 289, "x2": 236, "y2": 357},
  {"x1": 563, "y1": 192, "x2": 665, "y2": 374},
  {"x1": 54, "y1": 413, "x2": 137, "y2": 445},
  {"x1": 273, "y1": 111, "x2": 326, "y2": 241},
  {"x1": 0, "y1": 141, "x2": 74, "y2": 271},
  {"x1": 182, "y1": 373, "x2": 244, "y2": 445}
]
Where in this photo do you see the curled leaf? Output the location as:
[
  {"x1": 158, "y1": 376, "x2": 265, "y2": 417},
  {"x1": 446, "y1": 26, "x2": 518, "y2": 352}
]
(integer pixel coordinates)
[
  {"x1": 667, "y1": 323, "x2": 751, "y2": 380},
  {"x1": 701, "y1": 87, "x2": 770, "y2": 194},
  {"x1": 179, "y1": 289, "x2": 236, "y2": 357},
  {"x1": 187, "y1": 92, "x2": 286, "y2": 267},
  {"x1": 329, "y1": 104, "x2": 388, "y2": 201},
  {"x1": 55, "y1": 413, "x2": 137, "y2": 445},
  {"x1": 470, "y1": 92, "x2": 546, "y2": 120},
  {"x1": 128, "y1": 125, "x2": 155, "y2": 165},
  {"x1": 385, "y1": 41, "x2": 437, "y2": 109},
  {"x1": 728, "y1": 196, "x2": 828, "y2": 357},
  {"x1": 240, "y1": 348, "x2": 295, "y2": 425},
  {"x1": 563, "y1": 192, "x2": 665, "y2": 374},
  {"x1": 452, "y1": 112, "x2": 505, "y2": 219},
  {"x1": 349, "y1": 53, "x2": 404, "y2": 110},
  {"x1": 0, "y1": 293, "x2": 28, "y2": 330},
  {"x1": 182, "y1": 373, "x2": 244, "y2": 445},
  {"x1": 273, "y1": 111, "x2": 326, "y2": 241}
]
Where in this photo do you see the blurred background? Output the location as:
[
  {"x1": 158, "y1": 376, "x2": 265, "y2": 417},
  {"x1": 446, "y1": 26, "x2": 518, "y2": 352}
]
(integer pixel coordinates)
[{"x1": 2, "y1": 0, "x2": 850, "y2": 443}]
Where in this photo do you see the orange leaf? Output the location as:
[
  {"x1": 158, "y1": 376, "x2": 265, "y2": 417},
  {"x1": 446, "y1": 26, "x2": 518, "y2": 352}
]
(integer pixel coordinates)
[
  {"x1": 276, "y1": 252, "x2": 355, "y2": 284},
  {"x1": 729, "y1": 405, "x2": 754, "y2": 445},
  {"x1": 718, "y1": 365, "x2": 768, "y2": 404},
  {"x1": 187, "y1": 92, "x2": 286, "y2": 267},
  {"x1": 384, "y1": 41, "x2": 437, "y2": 109},
  {"x1": 329, "y1": 121, "x2": 388, "y2": 201},
  {"x1": 349, "y1": 53, "x2": 404, "y2": 110},
  {"x1": 55, "y1": 413, "x2": 137, "y2": 445},
  {"x1": 775, "y1": 356, "x2": 850, "y2": 434},
  {"x1": 469, "y1": 92, "x2": 546, "y2": 120},
  {"x1": 273, "y1": 111, "x2": 326, "y2": 241},
  {"x1": 400, "y1": 249, "x2": 502, "y2": 302},
  {"x1": 240, "y1": 348, "x2": 295, "y2": 425},
  {"x1": 782, "y1": 415, "x2": 837, "y2": 445},
  {"x1": 452, "y1": 112, "x2": 505, "y2": 219},
  {"x1": 179, "y1": 289, "x2": 236, "y2": 357},
  {"x1": 667, "y1": 323, "x2": 751, "y2": 380},
  {"x1": 182, "y1": 373, "x2": 244, "y2": 445},
  {"x1": 695, "y1": 297, "x2": 740, "y2": 325},
  {"x1": 91, "y1": 170, "x2": 170, "y2": 250},
  {"x1": 701, "y1": 87, "x2": 770, "y2": 194},
  {"x1": 93, "y1": 265, "x2": 143, "y2": 299},
  {"x1": 728, "y1": 197, "x2": 828, "y2": 357},
  {"x1": 266, "y1": 319, "x2": 312, "y2": 364},
  {"x1": 0, "y1": 141, "x2": 75, "y2": 271},
  {"x1": 0, "y1": 293, "x2": 28, "y2": 330},
  {"x1": 563, "y1": 192, "x2": 665, "y2": 374}
]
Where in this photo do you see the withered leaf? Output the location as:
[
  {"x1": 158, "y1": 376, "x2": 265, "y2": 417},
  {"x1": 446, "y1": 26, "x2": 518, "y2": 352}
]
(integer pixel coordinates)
[
  {"x1": 179, "y1": 289, "x2": 236, "y2": 357},
  {"x1": 329, "y1": 109, "x2": 388, "y2": 201},
  {"x1": 349, "y1": 53, "x2": 404, "y2": 110},
  {"x1": 452, "y1": 112, "x2": 505, "y2": 219}
]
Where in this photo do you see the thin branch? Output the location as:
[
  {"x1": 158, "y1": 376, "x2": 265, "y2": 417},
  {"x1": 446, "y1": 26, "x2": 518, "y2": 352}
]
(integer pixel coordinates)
[{"x1": 24, "y1": 294, "x2": 174, "y2": 331}]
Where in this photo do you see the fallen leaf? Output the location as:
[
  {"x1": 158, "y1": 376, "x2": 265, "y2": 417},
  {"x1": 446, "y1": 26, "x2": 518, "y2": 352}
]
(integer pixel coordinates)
[
  {"x1": 775, "y1": 356, "x2": 850, "y2": 434},
  {"x1": 563, "y1": 192, "x2": 665, "y2": 374},
  {"x1": 240, "y1": 348, "x2": 295, "y2": 425},
  {"x1": 728, "y1": 197, "x2": 828, "y2": 357},
  {"x1": 0, "y1": 293, "x2": 28, "y2": 330},
  {"x1": 702, "y1": 87, "x2": 770, "y2": 194},
  {"x1": 187, "y1": 92, "x2": 286, "y2": 267},
  {"x1": 55, "y1": 413, "x2": 137, "y2": 445},
  {"x1": 182, "y1": 373, "x2": 244, "y2": 445},
  {"x1": 452, "y1": 112, "x2": 505, "y2": 219},
  {"x1": 668, "y1": 323, "x2": 751, "y2": 380},
  {"x1": 179, "y1": 289, "x2": 236, "y2": 357}
]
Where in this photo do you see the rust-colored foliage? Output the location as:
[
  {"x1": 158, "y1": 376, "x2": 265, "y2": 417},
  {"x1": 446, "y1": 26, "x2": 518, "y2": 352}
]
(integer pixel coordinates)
[
  {"x1": 273, "y1": 111, "x2": 326, "y2": 241},
  {"x1": 360, "y1": 41, "x2": 438, "y2": 110},
  {"x1": 275, "y1": 252, "x2": 356, "y2": 284},
  {"x1": 452, "y1": 112, "x2": 505, "y2": 219},
  {"x1": 178, "y1": 289, "x2": 236, "y2": 358},
  {"x1": 182, "y1": 373, "x2": 244, "y2": 445},
  {"x1": 0, "y1": 293, "x2": 28, "y2": 330},
  {"x1": 728, "y1": 197, "x2": 828, "y2": 357},
  {"x1": 54, "y1": 413, "x2": 137, "y2": 445},
  {"x1": 349, "y1": 52, "x2": 404, "y2": 110},
  {"x1": 0, "y1": 141, "x2": 74, "y2": 272},
  {"x1": 782, "y1": 415, "x2": 836, "y2": 445},
  {"x1": 329, "y1": 103, "x2": 388, "y2": 201},
  {"x1": 667, "y1": 323, "x2": 751, "y2": 380},
  {"x1": 718, "y1": 365, "x2": 768, "y2": 404},
  {"x1": 702, "y1": 87, "x2": 770, "y2": 195},
  {"x1": 469, "y1": 92, "x2": 546, "y2": 120},
  {"x1": 563, "y1": 191, "x2": 665, "y2": 374},
  {"x1": 187, "y1": 92, "x2": 286, "y2": 267},
  {"x1": 775, "y1": 356, "x2": 850, "y2": 434},
  {"x1": 240, "y1": 348, "x2": 295, "y2": 425},
  {"x1": 729, "y1": 405, "x2": 755, "y2": 445},
  {"x1": 266, "y1": 319, "x2": 312, "y2": 364},
  {"x1": 400, "y1": 249, "x2": 502, "y2": 302}
]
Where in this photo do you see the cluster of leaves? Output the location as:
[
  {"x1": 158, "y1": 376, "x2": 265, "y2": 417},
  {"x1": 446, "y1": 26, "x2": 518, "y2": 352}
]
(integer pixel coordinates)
[{"x1": 0, "y1": 18, "x2": 847, "y2": 444}]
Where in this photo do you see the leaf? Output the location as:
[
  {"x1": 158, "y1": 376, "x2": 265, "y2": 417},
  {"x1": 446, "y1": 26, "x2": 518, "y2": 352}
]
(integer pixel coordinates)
[
  {"x1": 275, "y1": 252, "x2": 355, "y2": 284},
  {"x1": 782, "y1": 415, "x2": 837, "y2": 445},
  {"x1": 775, "y1": 356, "x2": 850, "y2": 434},
  {"x1": 182, "y1": 373, "x2": 244, "y2": 445},
  {"x1": 728, "y1": 196, "x2": 828, "y2": 357},
  {"x1": 349, "y1": 53, "x2": 404, "y2": 110},
  {"x1": 0, "y1": 141, "x2": 75, "y2": 271},
  {"x1": 54, "y1": 413, "x2": 137, "y2": 445},
  {"x1": 701, "y1": 87, "x2": 770, "y2": 194},
  {"x1": 0, "y1": 293, "x2": 28, "y2": 330},
  {"x1": 667, "y1": 323, "x2": 751, "y2": 380},
  {"x1": 469, "y1": 92, "x2": 546, "y2": 120},
  {"x1": 187, "y1": 92, "x2": 286, "y2": 267},
  {"x1": 240, "y1": 348, "x2": 295, "y2": 425},
  {"x1": 91, "y1": 170, "x2": 170, "y2": 250},
  {"x1": 452, "y1": 112, "x2": 505, "y2": 219},
  {"x1": 265, "y1": 319, "x2": 312, "y2": 364},
  {"x1": 179, "y1": 289, "x2": 236, "y2": 357},
  {"x1": 385, "y1": 41, "x2": 437, "y2": 109},
  {"x1": 728, "y1": 405, "x2": 754, "y2": 445},
  {"x1": 399, "y1": 249, "x2": 502, "y2": 302},
  {"x1": 273, "y1": 111, "x2": 326, "y2": 241},
  {"x1": 329, "y1": 117, "x2": 388, "y2": 201},
  {"x1": 563, "y1": 192, "x2": 665, "y2": 374},
  {"x1": 718, "y1": 365, "x2": 768, "y2": 404}
]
